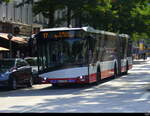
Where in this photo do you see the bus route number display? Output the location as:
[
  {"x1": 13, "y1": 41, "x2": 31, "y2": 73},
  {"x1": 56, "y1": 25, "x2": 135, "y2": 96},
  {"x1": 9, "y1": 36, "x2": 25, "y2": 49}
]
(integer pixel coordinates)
[{"x1": 42, "y1": 32, "x2": 74, "y2": 39}]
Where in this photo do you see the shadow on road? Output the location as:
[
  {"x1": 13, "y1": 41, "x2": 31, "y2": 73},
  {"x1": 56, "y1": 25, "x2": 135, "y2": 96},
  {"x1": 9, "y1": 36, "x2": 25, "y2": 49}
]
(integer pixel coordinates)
[
  {"x1": 1, "y1": 59, "x2": 150, "y2": 112},
  {"x1": 0, "y1": 76, "x2": 119, "y2": 96},
  {"x1": 133, "y1": 59, "x2": 148, "y2": 65},
  {"x1": 1, "y1": 72, "x2": 150, "y2": 112}
]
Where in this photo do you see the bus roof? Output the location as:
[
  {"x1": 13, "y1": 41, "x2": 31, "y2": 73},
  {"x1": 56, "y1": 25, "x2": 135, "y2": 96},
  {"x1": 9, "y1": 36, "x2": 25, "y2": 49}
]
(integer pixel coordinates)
[
  {"x1": 40, "y1": 26, "x2": 117, "y2": 36},
  {"x1": 41, "y1": 27, "x2": 81, "y2": 32},
  {"x1": 119, "y1": 34, "x2": 130, "y2": 38}
]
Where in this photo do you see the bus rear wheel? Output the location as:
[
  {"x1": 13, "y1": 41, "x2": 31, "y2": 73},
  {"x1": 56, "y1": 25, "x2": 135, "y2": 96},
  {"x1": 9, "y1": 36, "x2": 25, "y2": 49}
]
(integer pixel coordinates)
[
  {"x1": 113, "y1": 64, "x2": 118, "y2": 78},
  {"x1": 96, "y1": 67, "x2": 101, "y2": 84},
  {"x1": 124, "y1": 62, "x2": 128, "y2": 75}
]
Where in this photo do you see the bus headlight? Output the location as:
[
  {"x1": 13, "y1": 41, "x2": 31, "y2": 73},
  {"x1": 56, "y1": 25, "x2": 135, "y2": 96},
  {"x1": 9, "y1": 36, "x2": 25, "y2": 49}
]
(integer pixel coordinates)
[
  {"x1": 43, "y1": 77, "x2": 47, "y2": 80},
  {"x1": 79, "y1": 76, "x2": 83, "y2": 79},
  {"x1": 79, "y1": 76, "x2": 85, "y2": 81}
]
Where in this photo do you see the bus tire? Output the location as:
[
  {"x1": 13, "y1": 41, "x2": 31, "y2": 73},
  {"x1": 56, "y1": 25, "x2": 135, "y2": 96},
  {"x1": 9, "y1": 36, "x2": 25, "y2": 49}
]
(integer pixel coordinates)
[
  {"x1": 113, "y1": 63, "x2": 118, "y2": 78},
  {"x1": 124, "y1": 62, "x2": 128, "y2": 75}
]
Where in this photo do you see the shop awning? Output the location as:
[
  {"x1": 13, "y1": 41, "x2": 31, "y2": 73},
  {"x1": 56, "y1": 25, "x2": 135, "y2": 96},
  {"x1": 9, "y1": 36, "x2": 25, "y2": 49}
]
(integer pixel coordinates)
[
  {"x1": 0, "y1": 33, "x2": 28, "y2": 44},
  {"x1": 0, "y1": 47, "x2": 9, "y2": 51}
]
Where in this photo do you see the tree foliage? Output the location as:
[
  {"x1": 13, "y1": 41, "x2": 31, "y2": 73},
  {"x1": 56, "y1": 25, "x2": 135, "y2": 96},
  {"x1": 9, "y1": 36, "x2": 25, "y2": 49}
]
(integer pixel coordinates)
[
  {"x1": 33, "y1": 0, "x2": 63, "y2": 27},
  {"x1": 0, "y1": 0, "x2": 10, "y2": 3},
  {"x1": 32, "y1": 0, "x2": 150, "y2": 41}
]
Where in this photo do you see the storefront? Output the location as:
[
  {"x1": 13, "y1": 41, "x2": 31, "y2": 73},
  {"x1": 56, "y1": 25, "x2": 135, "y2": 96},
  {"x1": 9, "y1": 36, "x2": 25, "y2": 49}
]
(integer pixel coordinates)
[
  {"x1": 0, "y1": 20, "x2": 32, "y2": 58},
  {"x1": 0, "y1": 33, "x2": 28, "y2": 58}
]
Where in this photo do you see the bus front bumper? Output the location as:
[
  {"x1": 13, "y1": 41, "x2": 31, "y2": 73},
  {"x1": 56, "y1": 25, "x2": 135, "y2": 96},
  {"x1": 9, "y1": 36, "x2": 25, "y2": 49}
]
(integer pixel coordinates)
[{"x1": 40, "y1": 76, "x2": 89, "y2": 84}]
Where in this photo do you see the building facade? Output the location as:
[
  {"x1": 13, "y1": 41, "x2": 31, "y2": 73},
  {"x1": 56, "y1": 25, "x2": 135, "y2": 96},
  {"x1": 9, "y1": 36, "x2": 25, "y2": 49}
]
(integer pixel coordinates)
[
  {"x1": 0, "y1": 0, "x2": 37, "y2": 36},
  {"x1": 0, "y1": 0, "x2": 77, "y2": 35},
  {"x1": 0, "y1": 0, "x2": 44, "y2": 58}
]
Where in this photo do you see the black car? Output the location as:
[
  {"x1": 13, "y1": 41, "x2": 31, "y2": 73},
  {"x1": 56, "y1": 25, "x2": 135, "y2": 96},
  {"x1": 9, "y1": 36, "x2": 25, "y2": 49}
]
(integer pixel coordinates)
[{"x1": 0, "y1": 58, "x2": 33, "y2": 90}]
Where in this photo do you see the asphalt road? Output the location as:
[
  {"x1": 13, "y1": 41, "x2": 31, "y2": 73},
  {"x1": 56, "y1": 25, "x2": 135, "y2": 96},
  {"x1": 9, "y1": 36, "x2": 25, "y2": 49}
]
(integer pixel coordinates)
[{"x1": 0, "y1": 59, "x2": 150, "y2": 113}]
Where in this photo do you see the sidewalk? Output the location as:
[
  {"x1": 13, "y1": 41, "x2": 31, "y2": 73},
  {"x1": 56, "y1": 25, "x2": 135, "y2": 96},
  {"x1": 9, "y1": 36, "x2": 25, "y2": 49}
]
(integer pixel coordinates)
[
  {"x1": 132, "y1": 57, "x2": 150, "y2": 91},
  {"x1": 133, "y1": 57, "x2": 150, "y2": 65}
]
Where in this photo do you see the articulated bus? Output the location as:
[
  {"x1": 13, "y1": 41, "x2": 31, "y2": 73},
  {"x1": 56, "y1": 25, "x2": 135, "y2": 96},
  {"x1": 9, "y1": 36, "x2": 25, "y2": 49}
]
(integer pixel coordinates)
[{"x1": 35, "y1": 26, "x2": 132, "y2": 86}]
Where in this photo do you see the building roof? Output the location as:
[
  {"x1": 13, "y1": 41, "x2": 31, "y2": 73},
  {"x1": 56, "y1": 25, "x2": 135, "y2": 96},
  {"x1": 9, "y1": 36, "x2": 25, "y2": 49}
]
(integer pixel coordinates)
[{"x1": 0, "y1": 33, "x2": 28, "y2": 44}]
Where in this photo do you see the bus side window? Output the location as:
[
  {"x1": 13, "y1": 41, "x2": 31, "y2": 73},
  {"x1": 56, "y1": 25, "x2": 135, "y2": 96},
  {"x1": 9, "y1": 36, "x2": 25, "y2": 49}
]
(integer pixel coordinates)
[{"x1": 88, "y1": 35, "x2": 97, "y2": 63}]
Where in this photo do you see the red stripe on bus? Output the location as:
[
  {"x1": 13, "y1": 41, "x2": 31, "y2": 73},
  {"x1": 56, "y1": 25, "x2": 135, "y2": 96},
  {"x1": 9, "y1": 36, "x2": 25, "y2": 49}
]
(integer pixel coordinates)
[
  {"x1": 89, "y1": 73, "x2": 97, "y2": 83},
  {"x1": 89, "y1": 69, "x2": 114, "y2": 83},
  {"x1": 121, "y1": 64, "x2": 132, "y2": 72},
  {"x1": 101, "y1": 69, "x2": 114, "y2": 79}
]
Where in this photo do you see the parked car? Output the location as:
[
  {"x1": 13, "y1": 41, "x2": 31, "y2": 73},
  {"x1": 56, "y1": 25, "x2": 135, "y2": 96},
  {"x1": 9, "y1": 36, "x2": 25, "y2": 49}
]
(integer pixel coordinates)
[
  {"x1": 24, "y1": 57, "x2": 40, "y2": 84},
  {"x1": 0, "y1": 58, "x2": 33, "y2": 90}
]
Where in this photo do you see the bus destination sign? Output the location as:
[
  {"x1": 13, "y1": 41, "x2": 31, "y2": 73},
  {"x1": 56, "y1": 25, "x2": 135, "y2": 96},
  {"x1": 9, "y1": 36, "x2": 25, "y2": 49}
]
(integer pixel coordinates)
[{"x1": 42, "y1": 31, "x2": 74, "y2": 39}]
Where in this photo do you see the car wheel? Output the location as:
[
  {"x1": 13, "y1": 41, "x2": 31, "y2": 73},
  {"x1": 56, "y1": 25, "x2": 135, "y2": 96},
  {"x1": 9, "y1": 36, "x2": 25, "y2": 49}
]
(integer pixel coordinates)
[{"x1": 8, "y1": 77, "x2": 17, "y2": 90}]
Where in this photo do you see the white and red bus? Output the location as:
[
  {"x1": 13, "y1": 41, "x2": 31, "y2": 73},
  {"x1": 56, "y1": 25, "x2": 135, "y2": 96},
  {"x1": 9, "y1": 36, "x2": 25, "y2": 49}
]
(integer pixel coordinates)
[{"x1": 35, "y1": 26, "x2": 132, "y2": 86}]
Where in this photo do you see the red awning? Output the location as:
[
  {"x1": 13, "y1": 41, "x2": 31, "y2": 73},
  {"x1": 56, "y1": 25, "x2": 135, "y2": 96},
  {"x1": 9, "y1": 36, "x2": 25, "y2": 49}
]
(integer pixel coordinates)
[{"x1": 0, "y1": 33, "x2": 28, "y2": 44}]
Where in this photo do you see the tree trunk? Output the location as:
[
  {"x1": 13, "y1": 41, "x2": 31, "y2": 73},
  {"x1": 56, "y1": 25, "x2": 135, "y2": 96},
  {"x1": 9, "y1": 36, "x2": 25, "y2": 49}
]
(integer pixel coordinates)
[
  {"x1": 48, "y1": 10, "x2": 55, "y2": 28},
  {"x1": 67, "y1": 6, "x2": 71, "y2": 27}
]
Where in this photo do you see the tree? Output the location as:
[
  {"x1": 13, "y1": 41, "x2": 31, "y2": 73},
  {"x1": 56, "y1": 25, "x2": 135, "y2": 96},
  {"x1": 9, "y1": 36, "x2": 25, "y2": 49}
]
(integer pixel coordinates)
[
  {"x1": 32, "y1": 0, "x2": 98, "y2": 27},
  {"x1": 33, "y1": 0, "x2": 63, "y2": 28},
  {"x1": 0, "y1": 0, "x2": 10, "y2": 3},
  {"x1": 87, "y1": 0, "x2": 150, "y2": 41},
  {"x1": 111, "y1": 0, "x2": 150, "y2": 45},
  {"x1": 81, "y1": 0, "x2": 113, "y2": 29},
  {"x1": 110, "y1": 0, "x2": 150, "y2": 34},
  {"x1": 32, "y1": 0, "x2": 150, "y2": 42},
  {"x1": 62, "y1": 0, "x2": 98, "y2": 27}
]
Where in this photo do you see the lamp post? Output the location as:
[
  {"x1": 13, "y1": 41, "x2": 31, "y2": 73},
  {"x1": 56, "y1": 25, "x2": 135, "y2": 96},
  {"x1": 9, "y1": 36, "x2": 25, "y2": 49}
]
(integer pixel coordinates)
[{"x1": 7, "y1": 33, "x2": 13, "y2": 58}]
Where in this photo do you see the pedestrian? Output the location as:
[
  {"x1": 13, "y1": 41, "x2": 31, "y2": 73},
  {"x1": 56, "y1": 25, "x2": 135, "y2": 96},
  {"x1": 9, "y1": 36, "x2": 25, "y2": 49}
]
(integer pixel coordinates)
[{"x1": 143, "y1": 52, "x2": 146, "y2": 60}]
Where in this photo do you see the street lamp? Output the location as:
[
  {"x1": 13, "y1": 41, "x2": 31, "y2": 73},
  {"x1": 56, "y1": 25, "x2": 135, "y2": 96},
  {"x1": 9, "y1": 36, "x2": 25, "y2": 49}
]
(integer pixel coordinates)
[{"x1": 7, "y1": 33, "x2": 13, "y2": 58}]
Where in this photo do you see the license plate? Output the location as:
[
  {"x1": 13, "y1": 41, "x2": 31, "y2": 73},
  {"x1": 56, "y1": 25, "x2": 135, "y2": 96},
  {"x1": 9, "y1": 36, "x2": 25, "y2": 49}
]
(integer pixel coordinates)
[
  {"x1": 50, "y1": 80, "x2": 57, "y2": 83},
  {"x1": 58, "y1": 80, "x2": 68, "y2": 83}
]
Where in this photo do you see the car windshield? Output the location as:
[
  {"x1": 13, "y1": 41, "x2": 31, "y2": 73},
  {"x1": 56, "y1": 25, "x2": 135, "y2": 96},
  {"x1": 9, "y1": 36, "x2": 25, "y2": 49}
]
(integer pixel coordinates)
[
  {"x1": 0, "y1": 60, "x2": 15, "y2": 69},
  {"x1": 25, "y1": 58, "x2": 37, "y2": 66}
]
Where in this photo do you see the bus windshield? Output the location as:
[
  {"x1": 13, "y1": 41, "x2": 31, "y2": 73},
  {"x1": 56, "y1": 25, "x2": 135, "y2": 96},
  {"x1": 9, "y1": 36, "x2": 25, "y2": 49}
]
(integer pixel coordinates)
[
  {"x1": 50, "y1": 38, "x2": 87, "y2": 65},
  {"x1": 38, "y1": 30, "x2": 88, "y2": 69}
]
